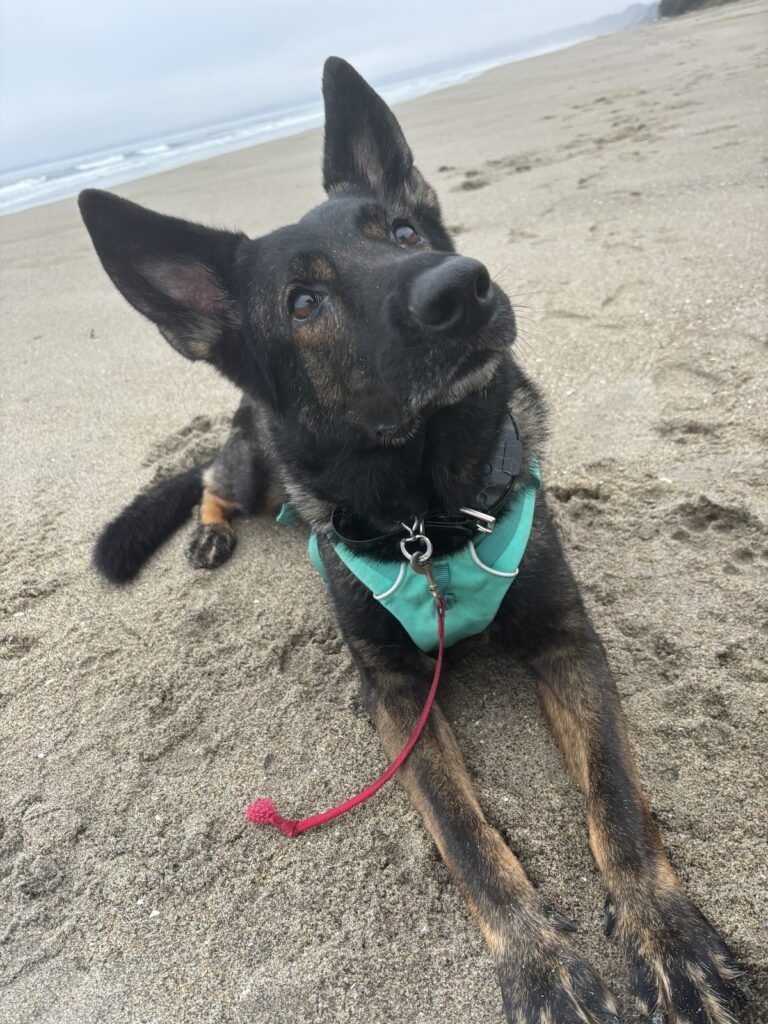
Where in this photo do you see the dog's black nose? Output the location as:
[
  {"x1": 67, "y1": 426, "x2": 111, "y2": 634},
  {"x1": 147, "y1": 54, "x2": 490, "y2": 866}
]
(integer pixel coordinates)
[{"x1": 408, "y1": 256, "x2": 495, "y2": 333}]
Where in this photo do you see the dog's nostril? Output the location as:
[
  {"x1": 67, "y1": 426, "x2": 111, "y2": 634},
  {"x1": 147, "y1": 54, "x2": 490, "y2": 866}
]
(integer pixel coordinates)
[
  {"x1": 474, "y1": 268, "x2": 491, "y2": 300},
  {"x1": 433, "y1": 291, "x2": 459, "y2": 325}
]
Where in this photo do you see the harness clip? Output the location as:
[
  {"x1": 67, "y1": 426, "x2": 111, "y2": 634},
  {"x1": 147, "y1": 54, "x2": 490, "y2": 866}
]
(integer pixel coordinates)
[
  {"x1": 400, "y1": 518, "x2": 443, "y2": 612},
  {"x1": 408, "y1": 553, "x2": 443, "y2": 612},
  {"x1": 458, "y1": 507, "x2": 496, "y2": 535}
]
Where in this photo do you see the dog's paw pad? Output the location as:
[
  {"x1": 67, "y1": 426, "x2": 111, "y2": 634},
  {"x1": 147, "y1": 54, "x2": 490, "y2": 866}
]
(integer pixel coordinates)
[{"x1": 186, "y1": 523, "x2": 236, "y2": 570}]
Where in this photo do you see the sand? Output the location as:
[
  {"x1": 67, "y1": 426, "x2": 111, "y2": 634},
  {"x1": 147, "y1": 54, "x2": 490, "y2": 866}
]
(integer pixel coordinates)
[{"x1": 2, "y1": 3, "x2": 767, "y2": 1022}]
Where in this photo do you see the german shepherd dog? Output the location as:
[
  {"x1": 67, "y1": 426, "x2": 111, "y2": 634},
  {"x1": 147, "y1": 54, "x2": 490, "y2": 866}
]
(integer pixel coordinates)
[{"x1": 78, "y1": 58, "x2": 744, "y2": 1024}]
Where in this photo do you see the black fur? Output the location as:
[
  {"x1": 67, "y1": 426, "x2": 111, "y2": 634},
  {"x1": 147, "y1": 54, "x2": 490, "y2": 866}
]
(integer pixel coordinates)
[
  {"x1": 94, "y1": 465, "x2": 204, "y2": 583},
  {"x1": 80, "y1": 57, "x2": 744, "y2": 1023}
]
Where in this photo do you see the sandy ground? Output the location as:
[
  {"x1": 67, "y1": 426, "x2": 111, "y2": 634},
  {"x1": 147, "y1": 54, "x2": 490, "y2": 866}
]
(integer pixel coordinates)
[{"x1": 2, "y1": 4, "x2": 767, "y2": 1022}]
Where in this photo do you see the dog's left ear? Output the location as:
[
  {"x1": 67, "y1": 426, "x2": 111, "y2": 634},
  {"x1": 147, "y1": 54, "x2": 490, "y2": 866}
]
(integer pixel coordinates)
[{"x1": 322, "y1": 57, "x2": 432, "y2": 206}]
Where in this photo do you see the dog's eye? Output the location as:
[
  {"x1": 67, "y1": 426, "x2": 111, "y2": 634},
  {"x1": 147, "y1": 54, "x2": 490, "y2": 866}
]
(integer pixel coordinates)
[
  {"x1": 393, "y1": 221, "x2": 421, "y2": 247},
  {"x1": 289, "y1": 289, "x2": 320, "y2": 321}
]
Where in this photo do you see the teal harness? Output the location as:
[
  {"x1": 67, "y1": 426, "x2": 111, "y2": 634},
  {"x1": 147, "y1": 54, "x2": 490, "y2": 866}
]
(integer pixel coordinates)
[{"x1": 279, "y1": 460, "x2": 540, "y2": 654}]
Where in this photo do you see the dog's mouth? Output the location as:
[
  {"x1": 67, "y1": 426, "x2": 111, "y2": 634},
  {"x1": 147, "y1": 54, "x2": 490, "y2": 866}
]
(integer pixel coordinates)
[
  {"x1": 367, "y1": 348, "x2": 504, "y2": 447},
  {"x1": 409, "y1": 347, "x2": 504, "y2": 416}
]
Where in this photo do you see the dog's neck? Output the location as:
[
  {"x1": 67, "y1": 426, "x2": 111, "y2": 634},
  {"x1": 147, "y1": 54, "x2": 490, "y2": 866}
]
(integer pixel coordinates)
[{"x1": 266, "y1": 355, "x2": 547, "y2": 556}]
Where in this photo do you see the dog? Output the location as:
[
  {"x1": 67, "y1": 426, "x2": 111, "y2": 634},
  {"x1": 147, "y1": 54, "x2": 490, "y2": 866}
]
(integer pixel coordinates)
[{"x1": 78, "y1": 57, "x2": 745, "y2": 1024}]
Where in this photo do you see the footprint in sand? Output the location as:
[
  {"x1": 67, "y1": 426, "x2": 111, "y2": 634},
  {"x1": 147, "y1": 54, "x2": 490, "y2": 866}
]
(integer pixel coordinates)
[
  {"x1": 450, "y1": 154, "x2": 543, "y2": 193},
  {"x1": 656, "y1": 418, "x2": 716, "y2": 445},
  {"x1": 670, "y1": 495, "x2": 758, "y2": 534},
  {"x1": 600, "y1": 280, "x2": 648, "y2": 308},
  {"x1": 1, "y1": 632, "x2": 39, "y2": 660},
  {"x1": 665, "y1": 496, "x2": 766, "y2": 577},
  {"x1": 548, "y1": 482, "x2": 610, "y2": 531},
  {"x1": 143, "y1": 413, "x2": 231, "y2": 481},
  {"x1": 457, "y1": 174, "x2": 489, "y2": 192},
  {"x1": 1, "y1": 574, "x2": 61, "y2": 616}
]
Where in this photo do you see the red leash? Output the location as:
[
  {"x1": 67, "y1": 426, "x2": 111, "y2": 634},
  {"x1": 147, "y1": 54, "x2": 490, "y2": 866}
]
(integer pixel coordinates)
[{"x1": 246, "y1": 599, "x2": 446, "y2": 838}]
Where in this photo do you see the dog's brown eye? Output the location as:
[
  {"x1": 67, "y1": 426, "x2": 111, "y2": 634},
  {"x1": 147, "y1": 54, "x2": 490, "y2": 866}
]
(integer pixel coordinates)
[
  {"x1": 289, "y1": 289, "x2": 320, "y2": 321},
  {"x1": 393, "y1": 221, "x2": 420, "y2": 247}
]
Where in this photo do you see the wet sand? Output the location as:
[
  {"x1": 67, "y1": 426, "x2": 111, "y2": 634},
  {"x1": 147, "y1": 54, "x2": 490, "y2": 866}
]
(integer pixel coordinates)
[{"x1": 1, "y1": 3, "x2": 767, "y2": 1021}]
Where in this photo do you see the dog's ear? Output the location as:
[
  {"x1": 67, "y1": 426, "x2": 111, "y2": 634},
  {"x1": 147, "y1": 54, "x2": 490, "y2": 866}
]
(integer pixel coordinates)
[
  {"x1": 78, "y1": 189, "x2": 245, "y2": 364},
  {"x1": 322, "y1": 57, "x2": 418, "y2": 200}
]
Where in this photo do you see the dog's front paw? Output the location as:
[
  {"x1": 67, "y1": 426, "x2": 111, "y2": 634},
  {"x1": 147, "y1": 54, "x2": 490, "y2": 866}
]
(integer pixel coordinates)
[
  {"x1": 499, "y1": 931, "x2": 619, "y2": 1024},
  {"x1": 186, "y1": 522, "x2": 236, "y2": 569},
  {"x1": 606, "y1": 890, "x2": 746, "y2": 1023}
]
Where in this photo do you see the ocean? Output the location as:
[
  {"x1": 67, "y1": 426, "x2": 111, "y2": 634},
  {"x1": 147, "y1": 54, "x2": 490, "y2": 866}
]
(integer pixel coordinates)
[{"x1": 0, "y1": 6, "x2": 657, "y2": 216}]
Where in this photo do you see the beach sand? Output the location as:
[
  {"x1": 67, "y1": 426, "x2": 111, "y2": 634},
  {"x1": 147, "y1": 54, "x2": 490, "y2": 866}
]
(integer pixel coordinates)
[{"x1": 1, "y1": 3, "x2": 767, "y2": 1021}]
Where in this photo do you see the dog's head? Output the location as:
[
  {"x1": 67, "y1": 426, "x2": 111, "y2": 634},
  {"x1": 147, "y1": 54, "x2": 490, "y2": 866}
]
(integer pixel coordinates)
[{"x1": 79, "y1": 58, "x2": 516, "y2": 448}]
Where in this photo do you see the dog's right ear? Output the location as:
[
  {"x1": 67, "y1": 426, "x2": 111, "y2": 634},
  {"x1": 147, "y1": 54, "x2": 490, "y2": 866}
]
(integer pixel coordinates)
[{"x1": 78, "y1": 189, "x2": 245, "y2": 364}]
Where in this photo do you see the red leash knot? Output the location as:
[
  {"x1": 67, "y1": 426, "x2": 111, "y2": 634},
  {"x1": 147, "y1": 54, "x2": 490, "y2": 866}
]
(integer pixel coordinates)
[{"x1": 245, "y1": 599, "x2": 446, "y2": 838}]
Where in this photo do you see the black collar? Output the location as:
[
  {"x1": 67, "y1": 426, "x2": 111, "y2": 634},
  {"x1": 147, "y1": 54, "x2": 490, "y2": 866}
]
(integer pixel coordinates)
[{"x1": 330, "y1": 414, "x2": 523, "y2": 551}]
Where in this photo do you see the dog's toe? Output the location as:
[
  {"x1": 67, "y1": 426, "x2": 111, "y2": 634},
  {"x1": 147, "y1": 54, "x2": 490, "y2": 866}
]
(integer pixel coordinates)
[{"x1": 187, "y1": 522, "x2": 237, "y2": 569}]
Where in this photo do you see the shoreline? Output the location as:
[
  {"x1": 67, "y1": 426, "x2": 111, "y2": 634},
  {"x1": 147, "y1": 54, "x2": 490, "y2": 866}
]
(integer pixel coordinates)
[{"x1": 0, "y1": 9, "x2": 658, "y2": 216}]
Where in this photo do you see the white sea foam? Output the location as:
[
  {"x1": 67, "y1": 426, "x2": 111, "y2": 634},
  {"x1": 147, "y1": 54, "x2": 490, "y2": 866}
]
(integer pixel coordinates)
[
  {"x1": 0, "y1": 175, "x2": 48, "y2": 195},
  {"x1": 76, "y1": 154, "x2": 127, "y2": 171},
  {"x1": 0, "y1": 104, "x2": 326, "y2": 215}
]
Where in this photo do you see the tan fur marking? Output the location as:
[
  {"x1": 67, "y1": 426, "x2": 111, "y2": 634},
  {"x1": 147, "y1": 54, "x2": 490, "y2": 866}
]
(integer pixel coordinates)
[
  {"x1": 199, "y1": 490, "x2": 238, "y2": 527},
  {"x1": 360, "y1": 215, "x2": 389, "y2": 242},
  {"x1": 304, "y1": 254, "x2": 338, "y2": 283},
  {"x1": 537, "y1": 682, "x2": 590, "y2": 792}
]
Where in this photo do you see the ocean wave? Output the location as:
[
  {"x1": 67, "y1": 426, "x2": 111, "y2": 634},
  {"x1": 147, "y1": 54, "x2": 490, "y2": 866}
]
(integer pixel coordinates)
[
  {"x1": 75, "y1": 154, "x2": 127, "y2": 171},
  {"x1": 0, "y1": 29, "x2": 615, "y2": 217},
  {"x1": 0, "y1": 175, "x2": 48, "y2": 195}
]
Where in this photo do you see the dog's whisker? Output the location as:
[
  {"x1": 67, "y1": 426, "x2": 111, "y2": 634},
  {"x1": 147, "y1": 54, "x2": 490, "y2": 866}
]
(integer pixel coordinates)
[{"x1": 491, "y1": 260, "x2": 516, "y2": 284}]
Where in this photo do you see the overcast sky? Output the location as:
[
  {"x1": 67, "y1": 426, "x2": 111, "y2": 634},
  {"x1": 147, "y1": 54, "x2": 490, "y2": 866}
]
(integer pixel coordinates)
[{"x1": 1, "y1": 1, "x2": 625, "y2": 172}]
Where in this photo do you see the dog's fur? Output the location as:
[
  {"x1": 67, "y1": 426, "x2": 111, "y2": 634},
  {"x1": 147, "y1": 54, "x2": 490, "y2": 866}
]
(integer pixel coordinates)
[{"x1": 78, "y1": 58, "x2": 744, "y2": 1024}]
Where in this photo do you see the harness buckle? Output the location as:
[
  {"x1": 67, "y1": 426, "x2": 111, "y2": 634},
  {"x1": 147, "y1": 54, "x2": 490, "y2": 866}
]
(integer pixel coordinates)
[{"x1": 458, "y1": 507, "x2": 496, "y2": 535}]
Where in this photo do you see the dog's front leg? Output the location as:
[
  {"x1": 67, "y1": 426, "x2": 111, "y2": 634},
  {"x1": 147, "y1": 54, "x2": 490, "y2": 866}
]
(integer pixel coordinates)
[
  {"x1": 187, "y1": 486, "x2": 239, "y2": 568},
  {"x1": 494, "y1": 510, "x2": 745, "y2": 1023},
  {"x1": 326, "y1": 557, "x2": 619, "y2": 1024},
  {"x1": 187, "y1": 399, "x2": 275, "y2": 570}
]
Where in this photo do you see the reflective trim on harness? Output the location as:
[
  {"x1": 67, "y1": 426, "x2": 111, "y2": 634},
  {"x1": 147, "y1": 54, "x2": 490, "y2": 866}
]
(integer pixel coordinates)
[
  {"x1": 373, "y1": 563, "x2": 406, "y2": 601},
  {"x1": 467, "y1": 541, "x2": 520, "y2": 578}
]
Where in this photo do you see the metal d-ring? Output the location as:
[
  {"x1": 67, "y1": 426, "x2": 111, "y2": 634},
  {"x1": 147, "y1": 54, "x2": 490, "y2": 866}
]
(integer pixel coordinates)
[
  {"x1": 398, "y1": 517, "x2": 432, "y2": 565},
  {"x1": 399, "y1": 532, "x2": 433, "y2": 565}
]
